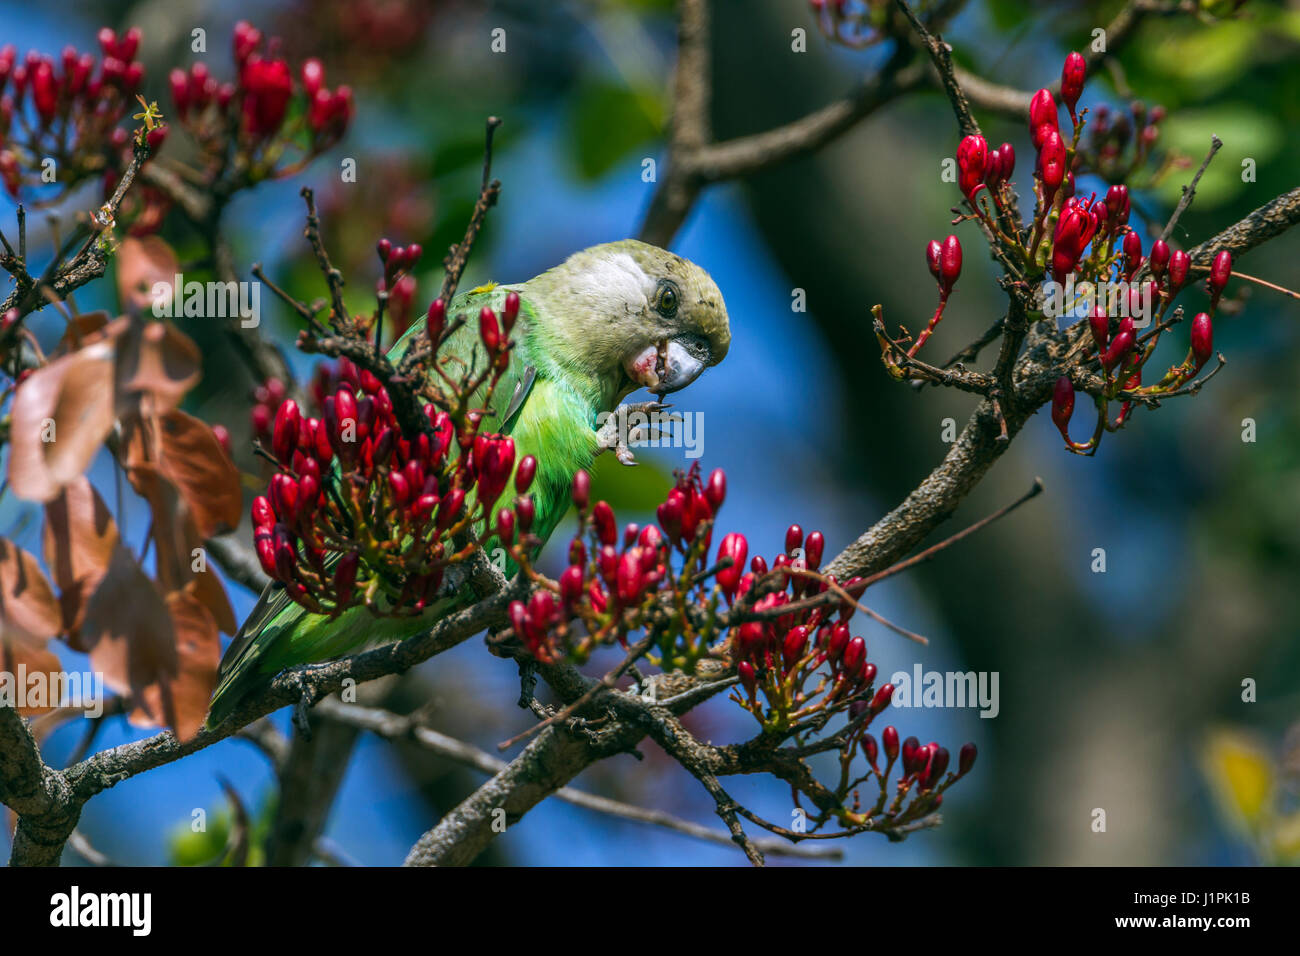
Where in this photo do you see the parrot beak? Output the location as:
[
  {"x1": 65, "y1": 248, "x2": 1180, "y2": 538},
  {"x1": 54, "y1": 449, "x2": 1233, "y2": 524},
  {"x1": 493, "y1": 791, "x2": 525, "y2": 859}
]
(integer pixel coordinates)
[{"x1": 623, "y1": 340, "x2": 707, "y2": 395}]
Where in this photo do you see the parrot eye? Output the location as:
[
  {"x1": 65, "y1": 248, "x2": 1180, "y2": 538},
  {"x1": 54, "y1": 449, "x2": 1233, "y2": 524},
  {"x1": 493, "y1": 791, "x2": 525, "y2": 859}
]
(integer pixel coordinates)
[{"x1": 655, "y1": 280, "x2": 680, "y2": 317}]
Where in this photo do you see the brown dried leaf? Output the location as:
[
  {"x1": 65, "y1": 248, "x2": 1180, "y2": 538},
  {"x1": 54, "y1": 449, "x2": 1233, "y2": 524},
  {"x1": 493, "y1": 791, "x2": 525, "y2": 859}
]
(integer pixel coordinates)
[
  {"x1": 43, "y1": 477, "x2": 121, "y2": 641},
  {"x1": 116, "y1": 236, "x2": 178, "y2": 317},
  {"x1": 153, "y1": 410, "x2": 242, "y2": 537},
  {"x1": 0, "y1": 619, "x2": 65, "y2": 716},
  {"x1": 123, "y1": 459, "x2": 236, "y2": 636},
  {"x1": 0, "y1": 538, "x2": 63, "y2": 638},
  {"x1": 131, "y1": 588, "x2": 220, "y2": 742},
  {"x1": 7, "y1": 340, "x2": 117, "y2": 501},
  {"x1": 53, "y1": 310, "x2": 112, "y2": 356},
  {"x1": 116, "y1": 319, "x2": 201, "y2": 413},
  {"x1": 81, "y1": 544, "x2": 177, "y2": 712}
]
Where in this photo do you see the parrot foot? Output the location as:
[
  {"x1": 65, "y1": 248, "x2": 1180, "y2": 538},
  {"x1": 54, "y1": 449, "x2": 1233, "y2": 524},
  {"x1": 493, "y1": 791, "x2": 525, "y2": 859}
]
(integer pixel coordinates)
[
  {"x1": 595, "y1": 401, "x2": 681, "y2": 466},
  {"x1": 287, "y1": 663, "x2": 334, "y2": 739}
]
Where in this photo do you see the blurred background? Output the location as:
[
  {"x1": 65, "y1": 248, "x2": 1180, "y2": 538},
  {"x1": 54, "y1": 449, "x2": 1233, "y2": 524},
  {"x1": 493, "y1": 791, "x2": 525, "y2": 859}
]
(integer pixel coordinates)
[{"x1": 3, "y1": 0, "x2": 1300, "y2": 865}]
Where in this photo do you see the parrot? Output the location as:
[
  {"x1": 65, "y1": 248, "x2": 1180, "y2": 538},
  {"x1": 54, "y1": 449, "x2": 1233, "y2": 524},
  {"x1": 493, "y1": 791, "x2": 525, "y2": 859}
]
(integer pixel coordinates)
[{"x1": 205, "y1": 239, "x2": 730, "y2": 728}]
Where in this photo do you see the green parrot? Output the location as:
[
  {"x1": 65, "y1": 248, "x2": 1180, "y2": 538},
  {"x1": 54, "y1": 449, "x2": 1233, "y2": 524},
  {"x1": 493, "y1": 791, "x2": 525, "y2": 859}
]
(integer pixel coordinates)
[{"x1": 205, "y1": 240, "x2": 730, "y2": 728}]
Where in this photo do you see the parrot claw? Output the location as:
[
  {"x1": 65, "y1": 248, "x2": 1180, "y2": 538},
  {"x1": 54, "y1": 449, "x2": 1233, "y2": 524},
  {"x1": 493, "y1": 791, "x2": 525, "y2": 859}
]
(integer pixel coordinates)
[{"x1": 595, "y1": 401, "x2": 672, "y2": 466}]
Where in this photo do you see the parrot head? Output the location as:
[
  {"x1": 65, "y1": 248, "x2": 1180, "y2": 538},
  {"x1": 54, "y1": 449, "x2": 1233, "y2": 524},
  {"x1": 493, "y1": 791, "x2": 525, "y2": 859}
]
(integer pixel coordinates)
[{"x1": 521, "y1": 238, "x2": 730, "y2": 407}]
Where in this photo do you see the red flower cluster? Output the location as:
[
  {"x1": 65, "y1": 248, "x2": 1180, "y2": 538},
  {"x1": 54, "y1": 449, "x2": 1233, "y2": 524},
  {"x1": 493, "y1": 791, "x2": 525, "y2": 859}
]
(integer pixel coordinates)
[
  {"x1": 250, "y1": 332, "x2": 530, "y2": 615},
  {"x1": 169, "y1": 21, "x2": 352, "y2": 184},
  {"x1": 875, "y1": 50, "x2": 1233, "y2": 457},
  {"x1": 502, "y1": 458, "x2": 980, "y2": 829},
  {"x1": 508, "y1": 467, "x2": 719, "y2": 665},
  {"x1": 246, "y1": 236, "x2": 525, "y2": 616},
  {"x1": 0, "y1": 29, "x2": 151, "y2": 198}
]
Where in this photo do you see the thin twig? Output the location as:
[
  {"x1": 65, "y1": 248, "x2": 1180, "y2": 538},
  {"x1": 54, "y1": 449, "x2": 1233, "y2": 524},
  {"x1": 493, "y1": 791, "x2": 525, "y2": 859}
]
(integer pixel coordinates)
[{"x1": 1159, "y1": 135, "x2": 1222, "y2": 242}]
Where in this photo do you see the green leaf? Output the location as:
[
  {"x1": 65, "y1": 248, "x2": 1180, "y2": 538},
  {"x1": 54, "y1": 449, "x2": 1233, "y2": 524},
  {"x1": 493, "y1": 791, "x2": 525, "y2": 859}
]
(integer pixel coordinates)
[
  {"x1": 1153, "y1": 105, "x2": 1282, "y2": 209},
  {"x1": 566, "y1": 78, "x2": 664, "y2": 181}
]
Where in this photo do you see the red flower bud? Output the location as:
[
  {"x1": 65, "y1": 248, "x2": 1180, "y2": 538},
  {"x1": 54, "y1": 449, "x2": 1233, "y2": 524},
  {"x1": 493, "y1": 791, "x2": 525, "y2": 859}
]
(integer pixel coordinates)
[
  {"x1": 571, "y1": 470, "x2": 590, "y2": 510},
  {"x1": 388, "y1": 470, "x2": 411, "y2": 506},
  {"x1": 617, "y1": 549, "x2": 646, "y2": 605},
  {"x1": 426, "y1": 298, "x2": 447, "y2": 347},
  {"x1": 1149, "y1": 239, "x2": 1170, "y2": 278},
  {"x1": 782, "y1": 626, "x2": 809, "y2": 670},
  {"x1": 925, "y1": 746, "x2": 950, "y2": 788},
  {"x1": 515, "y1": 495, "x2": 535, "y2": 534},
  {"x1": 1122, "y1": 230, "x2": 1142, "y2": 278},
  {"x1": 1103, "y1": 329, "x2": 1135, "y2": 372},
  {"x1": 925, "y1": 240, "x2": 942, "y2": 283},
  {"x1": 958, "y1": 742, "x2": 977, "y2": 776},
  {"x1": 716, "y1": 532, "x2": 748, "y2": 600},
  {"x1": 939, "y1": 235, "x2": 962, "y2": 292},
  {"x1": 251, "y1": 494, "x2": 274, "y2": 530},
  {"x1": 240, "y1": 55, "x2": 292, "y2": 138},
  {"x1": 738, "y1": 660, "x2": 757, "y2": 700},
  {"x1": 272, "y1": 399, "x2": 300, "y2": 463},
  {"x1": 559, "y1": 564, "x2": 585, "y2": 605},
  {"x1": 1190, "y1": 312, "x2": 1213, "y2": 370},
  {"x1": 514, "y1": 454, "x2": 537, "y2": 494},
  {"x1": 1029, "y1": 88, "x2": 1058, "y2": 147},
  {"x1": 509, "y1": 600, "x2": 528, "y2": 640},
  {"x1": 1051, "y1": 375, "x2": 1075, "y2": 439},
  {"x1": 704, "y1": 468, "x2": 726, "y2": 511},
  {"x1": 956, "y1": 134, "x2": 988, "y2": 201},
  {"x1": 502, "y1": 290, "x2": 521, "y2": 335},
  {"x1": 254, "y1": 526, "x2": 277, "y2": 577},
  {"x1": 333, "y1": 550, "x2": 359, "y2": 599},
  {"x1": 1105, "y1": 184, "x2": 1130, "y2": 227},
  {"x1": 883, "y1": 725, "x2": 900, "y2": 762},
  {"x1": 1168, "y1": 250, "x2": 1191, "y2": 292},
  {"x1": 1060, "y1": 52, "x2": 1086, "y2": 114},
  {"x1": 902, "y1": 736, "x2": 922, "y2": 774},
  {"x1": 475, "y1": 435, "x2": 515, "y2": 511},
  {"x1": 828, "y1": 622, "x2": 850, "y2": 661},
  {"x1": 31, "y1": 61, "x2": 56, "y2": 123},
  {"x1": 1037, "y1": 128, "x2": 1067, "y2": 197},
  {"x1": 869, "y1": 682, "x2": 895, "y2": 716},
  {"x1": 592, "y1": 500, "x2": 617, "y2": 546},
  {"x1": 842, "y1": 635, "x2": 866, "y2": 677},
  {"x1": 784, "y1": 523, "x2": 803, "y2": 555},
  {"x1": 269, "y1": 473, "x2": 300, "y2": 524},
  {"x1": 436, "y1": 488, "x2": 464, "y2": 532},
  {"x1": 998, "y1": 142, "x2": 1016, "y2": 181},
  {"x1": 1089, "y1": 305, "x2": 1110, "y2": 351},
  {"x1": 1208, "y1": 250, "x2": 1232, "y2": 302},
  {"x1": 479, "y1": 306, "x2": 501, "y2": 354},
  {"x1": 272, "y1": 524, "x2": 297, "y2": 580},
  {"x1": 804, "y1": 530, "x2": 824, "y2": 571},
  {"x1": 983, "y1": 148, "x2": 1004, "y2": 188},
  {"x1": 301, "y1": 58, "x2": 324, "y2": 96},
  {"x1": 496, "y1": 508, "x2": 515, "y2": 545},
  {"x1": 863, "y1": 733, "x2": 879, "y2": 769}
]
